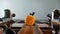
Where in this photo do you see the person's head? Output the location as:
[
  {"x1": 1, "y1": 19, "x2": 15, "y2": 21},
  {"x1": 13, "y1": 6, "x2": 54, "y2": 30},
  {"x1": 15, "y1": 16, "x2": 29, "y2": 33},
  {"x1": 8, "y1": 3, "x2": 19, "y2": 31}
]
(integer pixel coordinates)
[
  {"x1": 4, "y1": 9, "x2": 10, "y2": 12},
  {"x1": 25, "y1": 15, "x2": 35, "y2": 26},
  {"x1": 30, "y1": 12, "x2": 35, "y2": 16},
  {"x1": 11, "y1": 13, "x2": 16, "y2": 17},
  {"x1": 54, "y1": 9, "x2": 59, "y2": 12},
  {"x1": 4, "y1": 9, "x2": 11, "y2": 18}
]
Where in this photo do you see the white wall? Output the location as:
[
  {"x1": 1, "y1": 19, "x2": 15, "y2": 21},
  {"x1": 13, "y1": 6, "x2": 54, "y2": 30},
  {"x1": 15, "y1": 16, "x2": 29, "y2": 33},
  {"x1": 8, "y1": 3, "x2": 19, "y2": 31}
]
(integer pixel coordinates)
[{"x1": 0, "y1": 0, "x2": 60, "y2": 20}]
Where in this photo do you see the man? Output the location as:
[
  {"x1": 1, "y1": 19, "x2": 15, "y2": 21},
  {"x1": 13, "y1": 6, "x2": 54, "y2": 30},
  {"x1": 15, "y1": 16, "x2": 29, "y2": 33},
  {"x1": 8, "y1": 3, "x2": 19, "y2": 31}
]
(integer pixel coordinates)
[{"x1": 52, "y1": 9, "x2": 60, "y2": 34}]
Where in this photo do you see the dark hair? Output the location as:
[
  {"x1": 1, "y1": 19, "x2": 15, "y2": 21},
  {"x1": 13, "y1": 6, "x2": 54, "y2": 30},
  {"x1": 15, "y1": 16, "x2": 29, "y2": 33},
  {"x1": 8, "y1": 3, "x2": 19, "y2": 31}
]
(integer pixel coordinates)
[
  {"x1": 0, "y1": 18, "x2": 3, "y2": 21},
  {"x1": 30, "y1": 12, "x2": 35, "y2": 16},
  {"x1": 54, "y1": 9, "x2": 59, "y2": 12},
  {"x1": 54, "y1": 9, "x2": 60, "y2": 19},
  {"x1": 4, "y1": 9, "x2": 11, "y2": 18},
  {"x1": 12, "y1": 13, "x2": 16, "y2": 17},
  {"x1": 4, "y1": 9, "x2": 10, "y2": 12}
]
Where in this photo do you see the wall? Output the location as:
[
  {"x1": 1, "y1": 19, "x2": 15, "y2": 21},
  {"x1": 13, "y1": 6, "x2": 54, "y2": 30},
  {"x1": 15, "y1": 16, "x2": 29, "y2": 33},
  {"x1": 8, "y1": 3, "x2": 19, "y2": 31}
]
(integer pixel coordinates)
[{"x1": 0, "y1": 0, "x2": 60, "y2": 20}]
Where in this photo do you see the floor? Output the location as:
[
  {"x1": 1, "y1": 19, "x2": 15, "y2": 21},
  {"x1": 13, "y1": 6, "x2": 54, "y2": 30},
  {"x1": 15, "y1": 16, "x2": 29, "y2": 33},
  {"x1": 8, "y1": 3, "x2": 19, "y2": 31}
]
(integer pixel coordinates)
[{"x1": 52, "y1": 30, "x2": 60, "y2": 34}]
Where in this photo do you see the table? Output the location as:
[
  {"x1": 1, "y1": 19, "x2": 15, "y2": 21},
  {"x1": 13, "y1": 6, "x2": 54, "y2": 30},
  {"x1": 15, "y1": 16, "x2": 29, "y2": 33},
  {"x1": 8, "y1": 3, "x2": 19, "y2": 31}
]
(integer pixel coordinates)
[{"x1": 11, "y1": 23, "x2": 52, "y2": 34}]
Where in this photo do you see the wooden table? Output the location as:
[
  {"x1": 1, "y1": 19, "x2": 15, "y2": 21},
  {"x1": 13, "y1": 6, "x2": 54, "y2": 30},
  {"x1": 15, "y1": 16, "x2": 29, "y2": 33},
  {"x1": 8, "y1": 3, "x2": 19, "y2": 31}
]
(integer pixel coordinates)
[
  {"x1": 11, "y1": 23, "x2": 52, "y2": 34},
  {"x1": 17, "y1": 25, "x2": 43, "y2": 34},
  {"x1": 36, "y1": 24, "x2": 52, "y2": 34}
]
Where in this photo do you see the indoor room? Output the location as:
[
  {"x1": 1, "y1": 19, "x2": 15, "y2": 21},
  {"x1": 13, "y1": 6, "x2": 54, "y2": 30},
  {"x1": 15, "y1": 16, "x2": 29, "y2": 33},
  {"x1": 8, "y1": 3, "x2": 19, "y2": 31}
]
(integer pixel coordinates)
[{"x1": 0, "y1": 0, "x2": 60, "y2": 34}]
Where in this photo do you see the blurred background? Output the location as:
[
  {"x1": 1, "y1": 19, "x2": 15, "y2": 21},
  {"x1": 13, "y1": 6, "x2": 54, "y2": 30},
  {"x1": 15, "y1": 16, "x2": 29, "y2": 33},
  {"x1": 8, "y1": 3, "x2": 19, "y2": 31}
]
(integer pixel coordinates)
[{"x1": 0, "y1": 0, "x2": 60, "y2": 20}]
